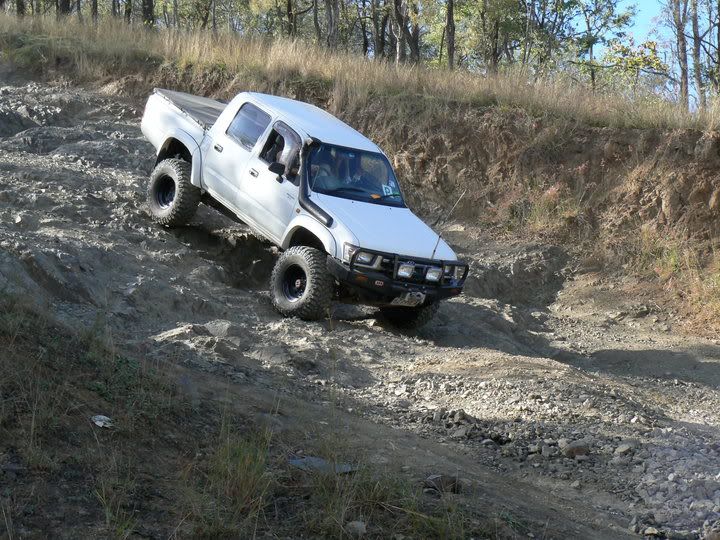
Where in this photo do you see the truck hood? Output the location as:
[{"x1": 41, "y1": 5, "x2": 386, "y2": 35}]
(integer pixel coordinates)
[{"x1": 314, "y1": 193, "x2": 457, "y2": 261}]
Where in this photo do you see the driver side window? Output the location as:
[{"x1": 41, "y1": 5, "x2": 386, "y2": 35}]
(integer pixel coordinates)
[{"x1": 259, "y1": 121, "x2": 302, "y2": 185}]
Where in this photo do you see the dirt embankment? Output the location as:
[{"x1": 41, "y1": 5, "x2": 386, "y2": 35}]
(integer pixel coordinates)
[{"x1": 101, "y1": 65, "x2": 720, "y2": 332}]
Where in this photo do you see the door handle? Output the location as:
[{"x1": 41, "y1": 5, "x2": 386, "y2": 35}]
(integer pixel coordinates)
[
  {"x1": 214, "y1": 144, "x2": 223, "y2": 152},
  {"x1": 249, "y1": 168, "x2": 259, "y2": 177}
]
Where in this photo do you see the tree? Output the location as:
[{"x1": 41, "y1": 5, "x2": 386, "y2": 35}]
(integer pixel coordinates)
[
  {"x1": 445, "y1": 0, "x2": 455, "y2": 69},
  {"x1": 602, "y1": 39, "x2": 670, "y2": 94},
  {"x1": 325, "y1": 0, "x2": 339, "y2": 47},
  {"x1": 58, "y1": 0, "x2": 71, "y2": 15},
  {"x1": 574, "y1": 0, "x2": 634, "y2": 91},
  {"x1": 690, "y1": 0, "x2": 705, "y2": 106},
  {"x1": 142, "y1": 0, "x2": 154, "y2": 25},
  {"x1": 668, "y1": 0, "x2": 690, "y2": 109}
]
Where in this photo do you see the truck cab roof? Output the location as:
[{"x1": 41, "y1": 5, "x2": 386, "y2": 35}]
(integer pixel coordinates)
[{"x1": 240, "y1": 92, "x2": 381, "y2": 154}]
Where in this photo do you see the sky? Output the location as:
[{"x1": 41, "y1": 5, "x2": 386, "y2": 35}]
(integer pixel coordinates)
[{"x1": 621, "y1": 0, "x2": 665, "y2": 42}]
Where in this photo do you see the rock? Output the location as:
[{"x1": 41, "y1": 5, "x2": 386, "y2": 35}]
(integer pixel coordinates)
[
  {"x1": 571, "y1": 480, "x2": 581, "y2": 489},
  {"x1": 451, "y1": 426, "x2": 468, "y2": 439},
  {"x1": 615, "y1": 443, "x2": 633, "y2": 455},
  {"x1": 424, "y1": 474, "x2": 462, "y2": 494},
  {"x1": 562, "y1": 440, "x2": 590, "y2": 458},
  {"x1": 643, "y1": 526, "x2": 660, "y2": 536},
  {"x1": 1, "y1": 463, "x2": 26, "y2": 473},
  {"x1": 345, "y1": 520, "x2": 367, "y2": 538}
]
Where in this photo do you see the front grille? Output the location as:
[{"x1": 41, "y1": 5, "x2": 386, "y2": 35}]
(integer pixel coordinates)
[{"x1": 350, "y1": 249, "x2": 466, "y2": 286}]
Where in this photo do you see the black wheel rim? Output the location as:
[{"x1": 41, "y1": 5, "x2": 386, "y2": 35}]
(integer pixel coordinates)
[
  {"x1": 155, "y1": 175, "x2": 176, "y2": 208},
  {"x1": 282, "y1": 264, "x2": 307, "y2": 302}
]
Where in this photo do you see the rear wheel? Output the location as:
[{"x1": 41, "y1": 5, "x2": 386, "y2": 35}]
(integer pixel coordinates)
[
  {"x1": 270, "y1": 246, "x2": 333, "y2": 321},
  {"x1": 147, "y1": 158, "x2": 200, "y2": 227},
  {"x1": 379, "y1": 302, "x2": 439, "y2": 329}
]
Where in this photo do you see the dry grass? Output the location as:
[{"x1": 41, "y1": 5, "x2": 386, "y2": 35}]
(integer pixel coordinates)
[
  {"x1": 629, "y1": 227, "x2": 720, "y2": 332},
  {"x1": 0, "y1": 14, "x2": 715, "y2": 130}
]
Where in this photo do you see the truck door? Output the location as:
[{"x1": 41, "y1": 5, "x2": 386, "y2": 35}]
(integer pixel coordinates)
[
  {"x1": 242, "y1": 121, "x2": 301, "y2": 241},
  {"x1": 201, "y1": 102, "x2": 272, "y2": 215}
]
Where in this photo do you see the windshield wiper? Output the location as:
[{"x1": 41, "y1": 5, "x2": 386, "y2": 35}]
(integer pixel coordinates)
[{"x1": 323, "y1": 187, "x2": 369, "y2": 195}]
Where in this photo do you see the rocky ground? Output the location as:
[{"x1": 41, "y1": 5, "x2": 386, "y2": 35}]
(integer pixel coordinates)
[{"x1": 1, "y1": 69, "x2": 720, "y2": 539}]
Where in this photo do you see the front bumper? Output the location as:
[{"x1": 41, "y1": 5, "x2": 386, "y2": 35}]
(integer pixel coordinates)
[{"x1": 327, "y1": 251, "x2": 467, "y2": 303}]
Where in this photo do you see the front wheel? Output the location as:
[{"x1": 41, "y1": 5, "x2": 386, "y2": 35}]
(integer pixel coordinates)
[
  {"x1": 270, "y1": 246, "x2": 334, "y2": 321},
  {"x1": 379, "y1": 302, "x2": 439, "y2": 329}
]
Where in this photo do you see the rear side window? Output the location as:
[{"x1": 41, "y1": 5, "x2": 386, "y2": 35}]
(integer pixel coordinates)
[{"x1": 226, "y1": 103, "x2": 271, "y2": 150}]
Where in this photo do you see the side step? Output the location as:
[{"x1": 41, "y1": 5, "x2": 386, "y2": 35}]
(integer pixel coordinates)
[{"x1": 201, "y1": 193, "x2": 244, "y2": 225}]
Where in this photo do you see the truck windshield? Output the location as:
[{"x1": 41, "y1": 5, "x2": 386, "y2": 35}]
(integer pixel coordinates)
[{"x1": 307, "y1": 144, "x2": 405, "y2": 207}]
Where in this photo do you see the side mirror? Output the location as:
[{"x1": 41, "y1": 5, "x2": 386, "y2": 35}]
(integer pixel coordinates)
[{"x1": 268, "y1": 161, "x2": 285, "y2": 182}]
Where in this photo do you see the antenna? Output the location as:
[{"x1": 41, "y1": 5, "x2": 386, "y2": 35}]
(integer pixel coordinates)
[{"x1": 430, "y1": 189, "x2": 467, "y2": 260}]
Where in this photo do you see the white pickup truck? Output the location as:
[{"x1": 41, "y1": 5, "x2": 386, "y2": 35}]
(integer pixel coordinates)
[{"x1": 141, "y1": 89, "x2": 467, "y2": 327}]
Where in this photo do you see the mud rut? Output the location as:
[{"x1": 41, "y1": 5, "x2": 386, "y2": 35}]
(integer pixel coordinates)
[{"x1": 1, "y1": 73, "x2": 720, "y2": 539}]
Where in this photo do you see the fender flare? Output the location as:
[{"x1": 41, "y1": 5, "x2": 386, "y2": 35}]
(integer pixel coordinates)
[
  {"x1": 281, "y1": 215, "x2": 337, "y2": 257},
  {"x1": 156, "y1": 128, "x2": 204, "y2": 188}
]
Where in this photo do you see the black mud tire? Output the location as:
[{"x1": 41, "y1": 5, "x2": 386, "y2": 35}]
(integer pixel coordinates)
[
  {"x1": 379, "y1": 302, "x2": 440, "y2": 329},
  {"x1": 147, "y1": 158, "x2": 200, "y2": 227},
  {"x1": 270, "y1": 246, "x2": 334, "y2": 321}
]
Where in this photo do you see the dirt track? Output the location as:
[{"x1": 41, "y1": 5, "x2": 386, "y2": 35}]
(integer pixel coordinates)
[{"x1": 1, "y1": 70, "x2": 720, "y2": 539}]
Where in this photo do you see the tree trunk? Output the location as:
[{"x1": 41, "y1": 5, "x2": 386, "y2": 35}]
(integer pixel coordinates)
[
  {"x1": 142, "y1": 0, "x2": 153, "y2": 26},
  {"x1": 124, "y1": 0, "x2": 131, "y2": 23},
  {"x1": 490, "y1": 19, "x2": 500, "y2": 73},
  {"x1": 370, "y1": 0, "x2": 382, "y2": 57},
  {"x1": 91, "y1": 0, "x2": 98, "y2": 22},
  {"x1": 690, "y1": 0, "x2": 705, "y2": 107},
  {"x1": 445, "y1": 0, "x2": 454, "y2": 69},
  {"x1": 76, "y1": 0, "x2": 82, "y2": 20},
  {"x1": 324, "y1": 0, "x2": 339, "y2": 47},
  {"x1": 58, "y1": 0, "x2": 71, "y2": 15},
  {"x1": 200, "y1": 0, "x2": 211, "y2": 29},
  {"x1": 672, "y1": 0, "x2": 690, "y2": 110},
  {"x1": 393, "y1": 0, "x2": 419, "y2": 63},
  {"x1": 716, "y1": 0, "x2": 720, "y2": 94},
  {"x1": 358, "y1": 0, "x2": 369, "y2": 56},
  {"x1": 16, "y1": 0, "x2": 25, "y2": 16},
  {"x1": 390, "y1": 12, "x2": 405, "y2": 63},
  {"x1": 379, "y1": 12, "x2": 388, "y2": 58}
]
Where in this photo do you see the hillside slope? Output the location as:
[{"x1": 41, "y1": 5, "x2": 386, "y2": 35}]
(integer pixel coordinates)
[
  {"x1": 1, "y1": 62, "x2": 720, "y2": 538},
  {"x1": 2, "y1": 17, "x2": 717, "y2": 332}
]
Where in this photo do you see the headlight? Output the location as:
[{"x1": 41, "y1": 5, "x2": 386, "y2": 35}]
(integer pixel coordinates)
[
  {"x1": 343, "y1": 243, "x2": 375, "y2": 265},
  {"x1": 397, "y1": 263, "x2": 415, "y2": 279},
  {"x1": 355, "y1": 251, "x2": 375, "y2": 265},
  {"x1": 425, "y1": 267, "x2": 442, "y2": 282}
]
